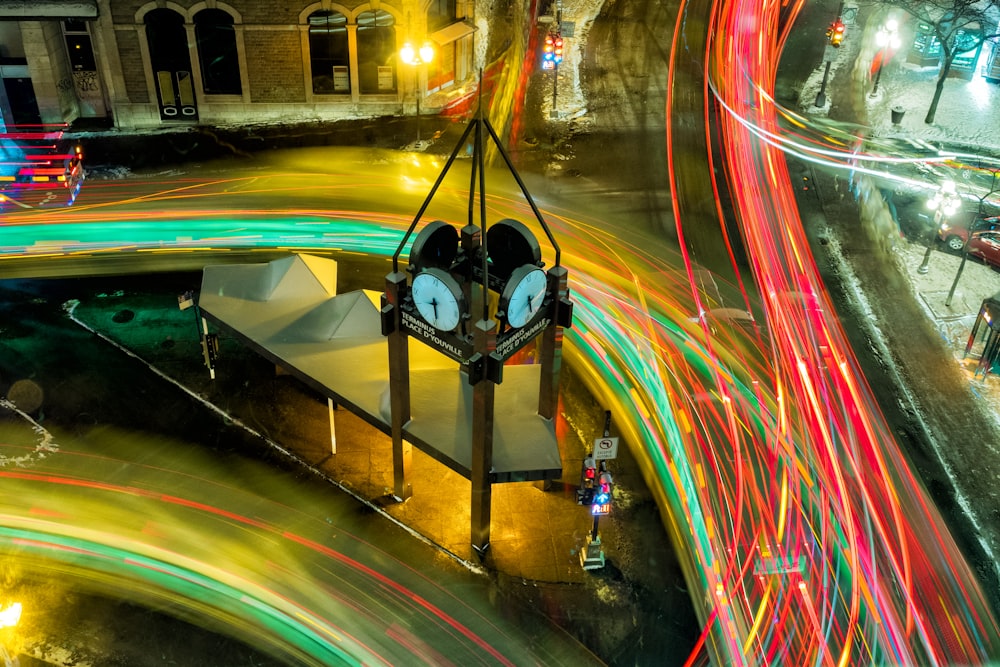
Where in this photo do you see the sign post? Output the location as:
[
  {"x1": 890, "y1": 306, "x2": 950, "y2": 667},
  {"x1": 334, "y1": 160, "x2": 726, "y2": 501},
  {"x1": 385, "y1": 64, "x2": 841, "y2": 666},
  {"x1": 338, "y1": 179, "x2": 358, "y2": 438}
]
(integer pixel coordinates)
[{"x1": 581, "y1": 410, "x2": 615, "y2": 570}]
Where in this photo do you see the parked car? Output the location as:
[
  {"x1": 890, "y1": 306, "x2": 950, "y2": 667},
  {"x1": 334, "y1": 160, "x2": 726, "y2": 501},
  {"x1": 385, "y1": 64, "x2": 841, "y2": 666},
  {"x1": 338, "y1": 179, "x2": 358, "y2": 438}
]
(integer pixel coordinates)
[
  {"x1": 938, "y1": 215, "x2": 1000, "y2": 251},
  {"x1": 937, "y1": 226, "x2": 1000, "y2": 268}
]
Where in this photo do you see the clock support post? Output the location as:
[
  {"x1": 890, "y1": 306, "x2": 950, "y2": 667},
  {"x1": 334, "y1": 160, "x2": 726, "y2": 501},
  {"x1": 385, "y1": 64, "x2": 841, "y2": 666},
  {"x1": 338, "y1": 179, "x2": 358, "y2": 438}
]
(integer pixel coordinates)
[
  {"x1": 471, "y1": 317, "x2": 497, "y2": 554},
  {"x1": 384, "y1": 271, "x2": 413, "y2": 501},
  {"x1": 538, "y1": 265, "x2": 568, "y2": 420}
]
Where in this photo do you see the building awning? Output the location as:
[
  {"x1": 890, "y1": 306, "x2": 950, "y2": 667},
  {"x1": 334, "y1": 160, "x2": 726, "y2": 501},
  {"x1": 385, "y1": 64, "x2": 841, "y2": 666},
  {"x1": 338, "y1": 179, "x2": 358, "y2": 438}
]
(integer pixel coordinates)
[
  {"x1": 430, "y1": 20, "x2": 475, "y2": 46},
  {"x1": 0, "y1": 0, "x2": 97, "y2": 19}
]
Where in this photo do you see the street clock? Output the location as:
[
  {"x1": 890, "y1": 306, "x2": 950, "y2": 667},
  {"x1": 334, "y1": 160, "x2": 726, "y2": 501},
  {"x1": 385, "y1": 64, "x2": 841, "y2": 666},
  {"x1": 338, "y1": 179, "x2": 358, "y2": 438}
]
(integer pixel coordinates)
[
  {"x1": 477, "y1": 218, "x2": 541, "y2": 291},
  {"x1": 411, "y1": 268, "x2": 466, "y2": 332},
  {"x1": 381, "y1": 111, "x2": 575, "y2": 554},
  {"x1": 498, "y1": 264, "x2": 548, "y2": 328},
  {"x1": 397, "y1": 220, "x2": 474, "y2": 362}
]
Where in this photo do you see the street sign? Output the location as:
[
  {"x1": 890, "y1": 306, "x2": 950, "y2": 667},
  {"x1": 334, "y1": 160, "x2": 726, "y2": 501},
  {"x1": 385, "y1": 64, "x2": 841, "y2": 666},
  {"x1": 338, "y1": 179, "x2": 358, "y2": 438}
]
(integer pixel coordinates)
[
  {"x1": 560, "y1": 21, "x2": 575, "y2": 37},
  {"x1": 593, "y1": 436, "x2": 619, "y2": 460}
]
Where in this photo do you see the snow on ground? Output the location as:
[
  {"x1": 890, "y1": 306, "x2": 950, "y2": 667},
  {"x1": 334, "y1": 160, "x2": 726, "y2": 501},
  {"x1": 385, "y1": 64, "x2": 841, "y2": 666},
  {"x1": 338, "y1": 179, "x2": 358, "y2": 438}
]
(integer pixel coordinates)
[
  {"x1": 798, "y1": 8, "x2": 1000, "y2": 156},
  {"x1": 793, "y1": 8, "x2": 1000, "y2": 591}
]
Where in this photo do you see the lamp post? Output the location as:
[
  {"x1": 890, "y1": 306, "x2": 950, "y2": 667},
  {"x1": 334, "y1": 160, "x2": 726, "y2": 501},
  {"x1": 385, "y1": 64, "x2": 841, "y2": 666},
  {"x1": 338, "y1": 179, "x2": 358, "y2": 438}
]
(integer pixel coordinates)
[
  {"x1": 400, "y1": 41, "x2": 434, "y2": 145},
  {"x1": 870, "y1": 18, "x2": 900, "y2": 97},
  {"x1": 918, "y1": 179, "x2": 961, "y2": 274}
]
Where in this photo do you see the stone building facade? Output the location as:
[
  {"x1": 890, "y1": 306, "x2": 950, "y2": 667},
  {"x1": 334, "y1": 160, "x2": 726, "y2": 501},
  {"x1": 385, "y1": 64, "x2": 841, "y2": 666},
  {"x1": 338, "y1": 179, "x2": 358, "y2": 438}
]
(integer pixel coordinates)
[{"x1": 0, "y1": 0, "x2": 476, "y2": 130}]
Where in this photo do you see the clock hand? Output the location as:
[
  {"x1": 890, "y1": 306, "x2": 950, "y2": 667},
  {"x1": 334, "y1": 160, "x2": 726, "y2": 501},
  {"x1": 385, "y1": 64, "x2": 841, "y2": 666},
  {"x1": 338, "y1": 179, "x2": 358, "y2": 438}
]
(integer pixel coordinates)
[{"x1": 431, "y1": 297, "x2": 438, "y2": 320}]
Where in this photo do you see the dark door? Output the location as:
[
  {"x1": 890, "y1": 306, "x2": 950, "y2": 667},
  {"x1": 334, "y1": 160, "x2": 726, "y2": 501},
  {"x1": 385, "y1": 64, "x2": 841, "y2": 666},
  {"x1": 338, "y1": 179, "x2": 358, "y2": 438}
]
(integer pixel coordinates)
[{"x1": 2, "y1": 77, "x2": 42, "y2": 126}]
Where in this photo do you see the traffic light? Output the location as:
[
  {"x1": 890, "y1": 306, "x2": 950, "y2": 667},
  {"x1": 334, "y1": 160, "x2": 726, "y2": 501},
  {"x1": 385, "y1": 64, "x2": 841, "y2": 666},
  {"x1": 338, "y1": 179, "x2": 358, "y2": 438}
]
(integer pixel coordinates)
[
  {"x1": 827, "y1": 20, "x2": 845, "y2": 47},
  {"x1": 576, "y1": 455, "x2": 597, "y2": 505},
  {"x1": 553, "y1": 34, "x2": 564, "y2": 66},
  {"x1": 542, "y1": 34, "x2": 556, "y2": 70},
  {"x1": 592, "y1": 470, "x2": 613, "y2": 515}
]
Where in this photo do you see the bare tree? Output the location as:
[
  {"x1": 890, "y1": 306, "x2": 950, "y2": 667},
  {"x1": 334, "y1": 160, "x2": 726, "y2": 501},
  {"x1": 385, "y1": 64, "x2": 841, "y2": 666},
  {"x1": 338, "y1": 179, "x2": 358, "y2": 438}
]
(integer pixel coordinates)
[{"x1": 885, "y1": 0, "x2": 1000, "y2": 123}]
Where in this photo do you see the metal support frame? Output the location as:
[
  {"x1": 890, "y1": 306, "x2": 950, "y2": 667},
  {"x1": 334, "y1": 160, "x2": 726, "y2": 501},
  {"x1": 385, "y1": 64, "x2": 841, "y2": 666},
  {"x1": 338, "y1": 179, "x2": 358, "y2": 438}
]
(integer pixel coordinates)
[
  {"x1": 471, "y1": 317, "x2": 497, "y2": 554},
  {"x1": 384, "y1": 81, "x2": 571, "y2": 553}
]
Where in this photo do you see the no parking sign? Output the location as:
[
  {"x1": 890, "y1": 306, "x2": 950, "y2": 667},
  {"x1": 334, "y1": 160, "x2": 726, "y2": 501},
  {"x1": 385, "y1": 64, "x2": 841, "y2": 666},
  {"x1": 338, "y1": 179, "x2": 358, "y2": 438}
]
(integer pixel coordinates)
[{"x1": 593, "y1": 436, "x2": 619, "y2": 460}]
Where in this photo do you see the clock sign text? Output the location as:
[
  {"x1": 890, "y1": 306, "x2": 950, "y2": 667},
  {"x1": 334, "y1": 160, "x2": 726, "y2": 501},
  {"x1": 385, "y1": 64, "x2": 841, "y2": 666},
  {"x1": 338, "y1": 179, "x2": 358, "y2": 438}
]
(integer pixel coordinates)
[{"x1": 401, "y1": 310, "x2": 470, "y2": 360}]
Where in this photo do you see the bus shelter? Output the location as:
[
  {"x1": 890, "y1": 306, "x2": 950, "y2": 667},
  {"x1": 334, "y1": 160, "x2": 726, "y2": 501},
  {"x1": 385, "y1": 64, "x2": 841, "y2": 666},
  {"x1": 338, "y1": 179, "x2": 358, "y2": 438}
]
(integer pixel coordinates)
[{"x1": 965, "y1": 291, "x2": 1000, "y2": 379}]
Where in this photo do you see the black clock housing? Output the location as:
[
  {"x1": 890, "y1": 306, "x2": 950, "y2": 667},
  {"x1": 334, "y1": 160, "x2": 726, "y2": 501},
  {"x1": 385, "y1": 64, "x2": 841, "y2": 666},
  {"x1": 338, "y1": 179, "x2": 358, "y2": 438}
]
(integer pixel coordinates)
[
  {"x1": 409, "y1": 220, "x2": 460, "y2": 274},
  {"x1": 486, "y1": 219, "x2": 542, "y2": 284}
]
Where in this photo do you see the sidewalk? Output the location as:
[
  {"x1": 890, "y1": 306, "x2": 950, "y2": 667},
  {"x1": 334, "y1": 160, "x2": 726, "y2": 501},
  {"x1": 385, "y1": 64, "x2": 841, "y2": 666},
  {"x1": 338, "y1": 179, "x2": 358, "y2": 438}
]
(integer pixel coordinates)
[
  {"x1": 894, "y1": 239, "x2": 1000, "y2": 399},
  {"x1": 798, "y1": 8, "x2": 1000, "y2": 411},
  {"x1": 865, "y1": 46, "x2": 1000, "y2": 155},
  {"x1": 855, "y1": 22, "x2": 1000, "y2": 415}
]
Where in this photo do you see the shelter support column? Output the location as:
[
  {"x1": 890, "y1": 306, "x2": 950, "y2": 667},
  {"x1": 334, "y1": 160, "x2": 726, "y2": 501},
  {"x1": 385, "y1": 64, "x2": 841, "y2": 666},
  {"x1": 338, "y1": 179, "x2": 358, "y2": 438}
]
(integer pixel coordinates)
[
  {"x1": 471, "y1": 318, "x2": 497, "y2": 555},
  {"x1": 385, "y1": 272, "x2": 413, "y2": 500}
]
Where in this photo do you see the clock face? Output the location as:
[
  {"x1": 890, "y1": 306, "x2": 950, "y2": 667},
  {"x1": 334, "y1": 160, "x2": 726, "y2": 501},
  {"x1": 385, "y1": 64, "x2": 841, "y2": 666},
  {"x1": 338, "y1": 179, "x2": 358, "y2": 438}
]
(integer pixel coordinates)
[
  {"x1": 411, "y1": 268, "x2": 465, "y2": 331},
  {"x1": 501, "y1": 265, "x2": 547, "y2": 328}
]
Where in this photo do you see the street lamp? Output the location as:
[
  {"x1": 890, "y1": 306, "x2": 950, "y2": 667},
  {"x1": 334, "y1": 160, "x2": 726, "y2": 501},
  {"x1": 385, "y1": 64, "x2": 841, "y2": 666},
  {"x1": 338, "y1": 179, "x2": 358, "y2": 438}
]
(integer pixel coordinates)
[
  {"x1": 400, "y1": 41, "x2": 434, "y2": 145},
  {"x1": 918, "y1": 179, "x2": 961, "y2": 274},
  {"x1": 870, "y1": 18, "x2": 900, "y2": 97},
  {"x1": 0, "y1": 601, "x2": 21, "y2": 667}
]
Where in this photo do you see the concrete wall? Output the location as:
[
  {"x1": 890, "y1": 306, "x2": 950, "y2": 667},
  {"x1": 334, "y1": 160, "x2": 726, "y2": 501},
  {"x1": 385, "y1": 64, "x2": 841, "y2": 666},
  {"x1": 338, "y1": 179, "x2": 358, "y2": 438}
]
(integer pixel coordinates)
[
  {"x1": 2, "y1": 0, "x2": 476, "y2": 129},
  {"x1": 93, "y1": 0, "x2": 471, "y2": 130},
  {"x1": 22, "y1": 20, "x2": 79, "y2": 123}
]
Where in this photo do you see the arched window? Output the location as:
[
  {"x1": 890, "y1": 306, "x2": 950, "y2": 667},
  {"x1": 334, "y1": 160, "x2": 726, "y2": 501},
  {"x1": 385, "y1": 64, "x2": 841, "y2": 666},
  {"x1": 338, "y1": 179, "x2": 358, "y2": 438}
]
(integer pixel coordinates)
[
  {"x1": 195, "y1": 8, "x2": 242, "y2": 95},
  {"x1": 308, "y1": 10, "x2": 349, "y2": 94},
  {"x1": 356, "y1": 10, "x2": 396, "y2": 94},
  {"x1": 145, "y1": 9, "x2": 187, "y2": 72},
  {"x1": 145, "y1": 8, "x2": 198, "y2": 120}
]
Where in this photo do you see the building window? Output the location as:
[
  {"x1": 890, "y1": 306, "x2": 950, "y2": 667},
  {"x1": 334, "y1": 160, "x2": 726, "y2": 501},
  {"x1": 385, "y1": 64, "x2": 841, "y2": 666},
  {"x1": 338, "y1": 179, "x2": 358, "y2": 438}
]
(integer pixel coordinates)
[
  {"x1": 195, "y1": 9, "x2": 242, "y2": 95},
  {"x1": 426, "y1": 0, "x2": 457, "y2": 32},
  {"x1": 308, "y1": 10, "x2": 349, "y2": 94},
  {"x1": 0, "y1": 21, "x2": 26, "y2": 63},
  {"x1": 356, "y1": 10, "x2": 396, "y2": 94},
  {"x1": 145, "y1": 9, "x2": 188, "y2": 72},
  {"x1": 65, "y1": 34, "x2": 96, "y2": 71}
]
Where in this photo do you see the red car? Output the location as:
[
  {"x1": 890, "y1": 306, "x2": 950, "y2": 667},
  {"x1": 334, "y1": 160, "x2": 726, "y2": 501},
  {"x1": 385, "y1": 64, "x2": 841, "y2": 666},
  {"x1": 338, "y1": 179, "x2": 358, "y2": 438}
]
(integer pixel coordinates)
[{"x1": 938, "y1": 225, "x2": 1000, "y2": 268}]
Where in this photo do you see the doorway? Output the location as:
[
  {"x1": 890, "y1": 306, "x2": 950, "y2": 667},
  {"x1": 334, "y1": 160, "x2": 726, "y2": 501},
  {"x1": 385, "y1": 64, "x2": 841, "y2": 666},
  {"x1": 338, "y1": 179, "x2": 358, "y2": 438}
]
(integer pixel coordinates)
[{"x1": 145, "y1": 9, "x2": 198, "y2": 121}]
